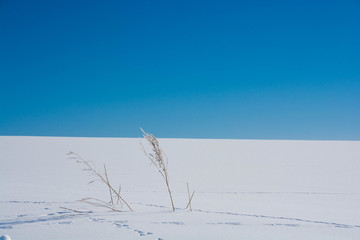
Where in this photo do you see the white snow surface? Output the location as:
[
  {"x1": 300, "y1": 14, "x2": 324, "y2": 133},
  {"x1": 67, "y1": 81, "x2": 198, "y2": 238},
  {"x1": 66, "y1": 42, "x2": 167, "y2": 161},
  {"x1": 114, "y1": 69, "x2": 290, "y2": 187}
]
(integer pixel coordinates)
[{"x1": 0, "y1": 136, "x2": 360, "y2": 239}]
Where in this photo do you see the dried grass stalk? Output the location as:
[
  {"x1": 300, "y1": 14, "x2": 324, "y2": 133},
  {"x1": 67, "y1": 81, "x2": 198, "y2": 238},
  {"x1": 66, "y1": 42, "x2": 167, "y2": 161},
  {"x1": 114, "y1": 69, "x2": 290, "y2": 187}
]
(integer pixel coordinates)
[
  {"x1": 78, "y1": 197, "x2": 122, "y2": 212},
  {"x1": 140, "y1": 128, "x2": 175, "y2": 211},
  {"x1": 60, "y1": 207, "x2": 89, "y2": 213},
  {"x1": 67, "y1": 151, "x2": 133, "y2": 212},
  {"x1": 186, "y1": 182, "x2": 195, "y2": 211},
  {"x1": 103, "y1": 164, "x2": 114, "y2": 204},
  {"x1": 116, "y1": 185, "x2": 122, "y2": 206}
]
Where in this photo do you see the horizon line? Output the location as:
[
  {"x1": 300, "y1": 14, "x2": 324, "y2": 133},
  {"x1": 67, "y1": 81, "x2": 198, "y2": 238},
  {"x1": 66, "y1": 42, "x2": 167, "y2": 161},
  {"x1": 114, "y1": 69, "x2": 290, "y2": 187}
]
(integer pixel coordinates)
[{"x1": 0, "y1": 135, "x2": 359, "y2": 142}]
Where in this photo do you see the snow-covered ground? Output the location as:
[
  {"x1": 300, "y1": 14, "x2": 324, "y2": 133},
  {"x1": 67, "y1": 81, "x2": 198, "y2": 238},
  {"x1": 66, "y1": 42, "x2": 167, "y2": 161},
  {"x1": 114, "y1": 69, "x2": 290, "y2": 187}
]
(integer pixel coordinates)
[{"x1": 1, "y1": 136, "x2": 360, "y2": 239}]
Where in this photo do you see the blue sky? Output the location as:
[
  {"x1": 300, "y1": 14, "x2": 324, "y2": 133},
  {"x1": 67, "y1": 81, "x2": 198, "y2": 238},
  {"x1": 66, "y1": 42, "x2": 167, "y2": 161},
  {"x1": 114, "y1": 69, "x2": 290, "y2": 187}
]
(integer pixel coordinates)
[{"x1": 1, "y1": 0, "x2": 359, "y2": 140}]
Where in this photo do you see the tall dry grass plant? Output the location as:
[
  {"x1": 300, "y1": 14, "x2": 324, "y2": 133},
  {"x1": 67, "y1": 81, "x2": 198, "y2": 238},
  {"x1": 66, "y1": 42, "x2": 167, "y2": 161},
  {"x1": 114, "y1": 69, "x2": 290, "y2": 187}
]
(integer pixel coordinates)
[
  {"x1": 67, "y1": 151, "x2": 133, "y2": 212},
  {"x1": 139, "y1": 128, "x2": 176, "y2": 211}
]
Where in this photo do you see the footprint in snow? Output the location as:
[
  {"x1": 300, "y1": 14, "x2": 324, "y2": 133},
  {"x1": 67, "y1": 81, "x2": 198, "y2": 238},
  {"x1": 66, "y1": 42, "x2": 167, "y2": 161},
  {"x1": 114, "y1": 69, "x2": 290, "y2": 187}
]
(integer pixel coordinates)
[
  {"x1": 134, "y1": 229, "x2": 153, "y2": 236},
  {"x1": 58, "y1": 221, "x2": 72, "y2": 225},
  {"x1": 89, "y1": 218, "x2": 106, "y2": 223},
  {"x1": 0, "y1": 235, "x2": 11, "y2": 240},
  {"x1": 161, "y1": 221, "x2": 184, "y2": 225},
  {"x1": 0, "y1": 226, "x2": 13, "y2": 230}
]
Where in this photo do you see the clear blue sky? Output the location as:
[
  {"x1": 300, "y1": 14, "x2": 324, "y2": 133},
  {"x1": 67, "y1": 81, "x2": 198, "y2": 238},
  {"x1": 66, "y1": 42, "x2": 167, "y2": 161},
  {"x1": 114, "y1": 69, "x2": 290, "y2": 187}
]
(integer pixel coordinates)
[{"x1": 1, "y1": 0, "x2": 359, "y2": 140}]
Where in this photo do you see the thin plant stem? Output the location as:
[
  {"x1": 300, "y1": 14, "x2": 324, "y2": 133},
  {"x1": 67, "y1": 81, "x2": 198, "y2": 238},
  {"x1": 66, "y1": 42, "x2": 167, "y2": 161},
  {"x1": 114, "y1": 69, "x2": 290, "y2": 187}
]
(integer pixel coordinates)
[
  {"x1": 104, "y1": 164, "x2": 114, "y2": 204},
  {"x1": 186, "y1": 182, "x2": 193, "y2": 211},
  {"x1": 68, "y1": 152, "x2": 133, "y2": 212},
  {"x1": 185, "y1": 191, "x2": 195, "y2": 210},
  {"x1": 117, "y1": 185, "x2": 122, "y2": 206}
]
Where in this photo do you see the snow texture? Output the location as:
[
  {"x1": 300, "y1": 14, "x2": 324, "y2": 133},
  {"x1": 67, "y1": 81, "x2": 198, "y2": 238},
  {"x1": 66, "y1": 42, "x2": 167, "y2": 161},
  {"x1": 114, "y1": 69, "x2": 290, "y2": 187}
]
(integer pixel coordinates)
[{"x1": 1, "y1": 136, "x2": 360, "y2": 239}]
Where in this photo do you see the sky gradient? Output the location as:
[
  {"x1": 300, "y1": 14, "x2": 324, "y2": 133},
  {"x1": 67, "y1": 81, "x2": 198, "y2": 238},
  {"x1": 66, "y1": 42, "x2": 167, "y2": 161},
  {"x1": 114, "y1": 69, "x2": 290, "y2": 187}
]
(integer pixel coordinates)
[{"x1": 1, "y1": 0, "x2": 360, "y2": 140}]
